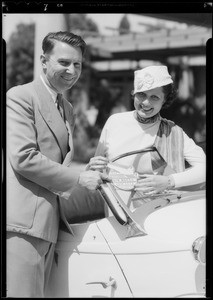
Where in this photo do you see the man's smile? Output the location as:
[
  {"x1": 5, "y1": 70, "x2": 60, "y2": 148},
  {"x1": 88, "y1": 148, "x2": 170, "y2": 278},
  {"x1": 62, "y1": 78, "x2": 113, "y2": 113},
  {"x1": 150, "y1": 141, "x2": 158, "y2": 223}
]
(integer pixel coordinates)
[{"x1": 61, "y1": 75, "x2": 76, "y2": 82}]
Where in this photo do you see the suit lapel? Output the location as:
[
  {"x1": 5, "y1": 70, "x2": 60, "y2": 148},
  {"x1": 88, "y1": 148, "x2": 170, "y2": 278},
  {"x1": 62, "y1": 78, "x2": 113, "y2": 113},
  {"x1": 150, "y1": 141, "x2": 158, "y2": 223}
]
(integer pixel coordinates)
[{"x1": 33, "y1": 78, "x2": 69, "y2": 159}]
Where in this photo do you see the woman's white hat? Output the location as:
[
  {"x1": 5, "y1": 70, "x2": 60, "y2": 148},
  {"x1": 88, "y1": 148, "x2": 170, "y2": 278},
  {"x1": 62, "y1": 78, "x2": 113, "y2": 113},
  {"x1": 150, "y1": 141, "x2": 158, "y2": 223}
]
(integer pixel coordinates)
[{"x1": 133, "y1": 65, "x2": 173, "y2": 94}]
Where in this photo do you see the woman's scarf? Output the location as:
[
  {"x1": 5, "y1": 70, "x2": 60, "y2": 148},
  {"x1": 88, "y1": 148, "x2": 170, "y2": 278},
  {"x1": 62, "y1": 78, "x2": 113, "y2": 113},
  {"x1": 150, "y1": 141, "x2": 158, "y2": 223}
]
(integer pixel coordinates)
[
  {"x1": 154, "y1": 118, "x2": 185, "y2": 173},
  {"x1": 135, "y1": 111, "x2": 160, "y2": 124},
  {"x1": 135, "y1": 111, "x2": 185, "y2": 174}
]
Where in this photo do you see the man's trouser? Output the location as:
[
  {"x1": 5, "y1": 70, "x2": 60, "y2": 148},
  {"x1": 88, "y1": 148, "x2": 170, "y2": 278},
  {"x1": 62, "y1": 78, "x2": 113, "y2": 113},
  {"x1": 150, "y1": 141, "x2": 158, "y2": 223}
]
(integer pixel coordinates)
[{"x1": 6, "y1": 231, "x2": 55, "y2": 298}]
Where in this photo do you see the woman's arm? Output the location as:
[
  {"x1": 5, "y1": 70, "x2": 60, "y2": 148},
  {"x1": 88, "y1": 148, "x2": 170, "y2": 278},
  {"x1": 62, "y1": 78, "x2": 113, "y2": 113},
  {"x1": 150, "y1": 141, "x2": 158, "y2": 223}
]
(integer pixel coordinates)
[
  {"x1": 135, "y1": 132, "x2": 206, "y2": 192},
  {"x1": 171, "y1": 132, "x2": 206, "y2": 188},
  {"x1": 86, "y1": 123, "x2": 109, "y2": 171}
]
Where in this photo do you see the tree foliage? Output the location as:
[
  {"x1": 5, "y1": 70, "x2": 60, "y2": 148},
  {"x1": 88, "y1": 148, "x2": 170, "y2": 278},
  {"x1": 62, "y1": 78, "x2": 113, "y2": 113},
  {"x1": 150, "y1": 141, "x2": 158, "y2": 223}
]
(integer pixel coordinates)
[
  {"x1": 68, "y1": 13, "x2": 99, "y2": 36},
  {"x1": 118, "y1": 14, "x2": 130, "y2": 35},
  {"x1": 6, "y1": 23, "x2": 35, "y2": 90}
]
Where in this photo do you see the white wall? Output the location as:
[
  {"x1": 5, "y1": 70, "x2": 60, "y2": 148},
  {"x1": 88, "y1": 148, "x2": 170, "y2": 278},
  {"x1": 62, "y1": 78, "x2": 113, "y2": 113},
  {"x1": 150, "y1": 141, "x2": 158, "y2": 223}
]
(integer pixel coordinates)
[{"x1": 34, "y1": 14, "x2": 68, "y2": 78}]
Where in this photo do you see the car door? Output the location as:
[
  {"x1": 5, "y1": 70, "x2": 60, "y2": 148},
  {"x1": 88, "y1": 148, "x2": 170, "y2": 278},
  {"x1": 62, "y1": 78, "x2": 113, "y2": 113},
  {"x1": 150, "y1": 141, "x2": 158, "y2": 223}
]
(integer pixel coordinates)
[
  {"x1": 97, "y1": 194, "x2": 206, "y2": 298},
  {"x1": 45, "y1": 221, "x2": 133, "y2": 298}
]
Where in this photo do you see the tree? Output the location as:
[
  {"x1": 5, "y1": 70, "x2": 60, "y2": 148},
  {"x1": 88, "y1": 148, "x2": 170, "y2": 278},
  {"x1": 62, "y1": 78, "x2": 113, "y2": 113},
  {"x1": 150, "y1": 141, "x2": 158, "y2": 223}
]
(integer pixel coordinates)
[
  {"x1": 68, "y1": 13, "x2": 99, "y2": 36},
  {"x1": 118, "y1": 14, "x2": 130, "y2": 35},
  {"x1": 6, "y1": 23, "x2": 35, "y2": 90}
]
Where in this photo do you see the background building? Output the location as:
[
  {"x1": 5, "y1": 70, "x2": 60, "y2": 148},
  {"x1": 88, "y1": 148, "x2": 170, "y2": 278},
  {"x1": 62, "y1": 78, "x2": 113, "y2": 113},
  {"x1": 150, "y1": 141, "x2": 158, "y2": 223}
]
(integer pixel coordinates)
[{"x1": 3, "y1": 12, "x2": 211, "y2": 161}]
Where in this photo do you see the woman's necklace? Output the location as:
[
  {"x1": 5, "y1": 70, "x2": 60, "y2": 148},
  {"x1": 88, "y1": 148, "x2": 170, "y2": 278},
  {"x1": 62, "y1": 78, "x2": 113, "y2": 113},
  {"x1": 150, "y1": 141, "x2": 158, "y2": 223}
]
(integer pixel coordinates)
[{"x1": 135, "y1": 111, "x2": 160, "y2": 124}]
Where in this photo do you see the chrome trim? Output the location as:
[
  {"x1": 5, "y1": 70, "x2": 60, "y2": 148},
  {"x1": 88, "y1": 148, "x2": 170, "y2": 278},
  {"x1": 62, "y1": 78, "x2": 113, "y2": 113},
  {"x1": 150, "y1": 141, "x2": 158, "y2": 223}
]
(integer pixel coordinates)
[
  {"x1": 175, "y1": 292, "x2": 205, "y2": 298},
  {"x1": 192, "y1": 236, "x2": 206, "y2": 264},
  {"x1": 86, "y1": 276, "x2": 117, "y2": 289}
]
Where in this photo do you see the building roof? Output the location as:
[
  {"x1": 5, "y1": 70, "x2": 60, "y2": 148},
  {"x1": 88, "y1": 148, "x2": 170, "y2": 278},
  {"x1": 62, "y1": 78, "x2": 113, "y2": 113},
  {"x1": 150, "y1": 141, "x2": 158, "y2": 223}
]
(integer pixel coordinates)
[
  {"x1": 143, "y1": 13, "x2": 212, "y2": 28},
  {"x1": 86, "y1": 26, "x2": 211, "y2": 62}
]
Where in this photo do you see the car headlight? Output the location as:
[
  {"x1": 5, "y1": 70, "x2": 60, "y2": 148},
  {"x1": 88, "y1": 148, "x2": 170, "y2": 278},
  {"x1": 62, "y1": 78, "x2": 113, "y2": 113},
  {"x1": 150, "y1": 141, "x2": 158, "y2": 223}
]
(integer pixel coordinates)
[{"x1": 192, "y1": 236, "x2": 206, "y2": 264}]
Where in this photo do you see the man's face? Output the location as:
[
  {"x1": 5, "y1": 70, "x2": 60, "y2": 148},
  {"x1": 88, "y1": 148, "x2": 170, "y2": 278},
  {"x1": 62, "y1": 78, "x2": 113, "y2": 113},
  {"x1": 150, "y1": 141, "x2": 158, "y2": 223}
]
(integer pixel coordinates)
[{"x1": 41, "y1": 41, "x2": 82, "y2": 93}]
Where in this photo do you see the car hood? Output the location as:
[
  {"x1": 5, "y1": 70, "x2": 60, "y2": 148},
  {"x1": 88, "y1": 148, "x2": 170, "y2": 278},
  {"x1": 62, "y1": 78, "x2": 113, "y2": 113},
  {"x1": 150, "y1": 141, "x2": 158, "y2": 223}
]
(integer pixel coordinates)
[{"x1": 58, "y1": 191, "x2": 205, "y2": 254}]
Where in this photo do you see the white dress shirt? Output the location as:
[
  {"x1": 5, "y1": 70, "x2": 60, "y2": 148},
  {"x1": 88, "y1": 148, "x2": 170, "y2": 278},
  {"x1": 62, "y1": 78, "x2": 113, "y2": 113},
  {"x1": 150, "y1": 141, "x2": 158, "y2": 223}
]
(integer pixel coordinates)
[{"x1": 40, "y1": 74, "x2": 58, "y2": 106}]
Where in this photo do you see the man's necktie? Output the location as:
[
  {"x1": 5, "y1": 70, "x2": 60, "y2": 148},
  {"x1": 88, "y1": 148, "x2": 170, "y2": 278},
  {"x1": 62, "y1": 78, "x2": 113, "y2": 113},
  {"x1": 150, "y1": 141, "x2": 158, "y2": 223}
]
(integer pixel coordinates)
[{"x1": 56, "y1": 93, "x2": 65, "y2": 120}]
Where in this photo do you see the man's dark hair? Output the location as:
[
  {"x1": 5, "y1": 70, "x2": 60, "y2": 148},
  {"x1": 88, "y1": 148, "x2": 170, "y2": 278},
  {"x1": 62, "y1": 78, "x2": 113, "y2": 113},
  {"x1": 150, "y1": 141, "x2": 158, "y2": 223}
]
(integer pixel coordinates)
[
  {"x1": 162, "y1": 83, "x2": 178, "y2": 109},
  {"x1": 42, "y1": 31, "x2": 87, "y2": 56}
]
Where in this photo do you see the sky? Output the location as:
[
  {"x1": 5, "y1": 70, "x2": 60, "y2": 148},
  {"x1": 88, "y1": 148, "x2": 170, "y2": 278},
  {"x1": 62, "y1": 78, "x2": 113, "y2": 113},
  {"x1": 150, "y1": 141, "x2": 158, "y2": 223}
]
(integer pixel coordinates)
[{"x1": 2, "y1": 13, "x2": 186, "y2": 42}]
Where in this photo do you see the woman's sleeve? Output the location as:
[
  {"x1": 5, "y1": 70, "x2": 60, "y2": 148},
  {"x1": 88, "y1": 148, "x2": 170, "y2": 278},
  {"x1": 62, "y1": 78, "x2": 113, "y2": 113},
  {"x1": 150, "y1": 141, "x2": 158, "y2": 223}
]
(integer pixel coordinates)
[
  {"x1": 95, "y1": 122, "x2": 109, "y2": 157},
  {"x1": 171, "y1": 132, "x2": 206, "y2": 188}
]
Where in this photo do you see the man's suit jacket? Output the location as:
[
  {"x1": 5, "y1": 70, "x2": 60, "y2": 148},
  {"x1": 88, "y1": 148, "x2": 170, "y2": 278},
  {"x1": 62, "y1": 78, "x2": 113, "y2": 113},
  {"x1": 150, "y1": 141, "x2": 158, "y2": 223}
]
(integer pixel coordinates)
[{"x1": 7, "y1": 77, "x2": 77, "y2": 243}]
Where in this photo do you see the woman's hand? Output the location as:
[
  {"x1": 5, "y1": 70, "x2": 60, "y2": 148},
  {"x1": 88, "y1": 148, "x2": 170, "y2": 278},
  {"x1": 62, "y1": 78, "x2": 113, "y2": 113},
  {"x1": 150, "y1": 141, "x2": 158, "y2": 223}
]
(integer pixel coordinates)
[
  {"x1": 86, "y1": 156, "x2": 109, "y2": 172},
  {"x1": 134, "y1": 174, "x2": 174, "y2": 193}
]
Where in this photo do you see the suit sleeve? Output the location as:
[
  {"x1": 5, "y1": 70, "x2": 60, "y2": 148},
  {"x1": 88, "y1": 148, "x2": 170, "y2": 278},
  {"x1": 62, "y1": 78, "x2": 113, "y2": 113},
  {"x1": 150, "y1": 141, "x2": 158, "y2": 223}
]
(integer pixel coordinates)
[{"x1": 7, "y1": 86, "x2": 78, "y2": 200}]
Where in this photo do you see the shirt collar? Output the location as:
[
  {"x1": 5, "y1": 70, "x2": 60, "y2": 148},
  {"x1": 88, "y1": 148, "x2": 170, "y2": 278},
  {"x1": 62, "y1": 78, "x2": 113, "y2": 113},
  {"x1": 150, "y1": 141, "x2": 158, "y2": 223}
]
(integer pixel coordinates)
[{"x1": 40, "y1": 74, "x2": 58, "y2": 104}]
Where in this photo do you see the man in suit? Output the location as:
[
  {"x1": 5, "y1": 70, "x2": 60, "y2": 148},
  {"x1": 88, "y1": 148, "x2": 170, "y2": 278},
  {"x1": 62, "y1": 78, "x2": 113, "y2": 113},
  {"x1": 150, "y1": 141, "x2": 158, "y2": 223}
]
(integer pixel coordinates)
[{"x1": 6, "y1": 31, "x2": 108, "y2": 297}]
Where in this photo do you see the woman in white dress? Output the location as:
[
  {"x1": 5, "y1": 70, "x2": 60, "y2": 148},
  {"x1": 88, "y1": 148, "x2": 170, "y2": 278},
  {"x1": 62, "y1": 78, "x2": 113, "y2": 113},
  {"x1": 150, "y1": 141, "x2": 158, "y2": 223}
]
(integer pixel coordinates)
[{"x1": 87, "y1": 65, "x2": 206, "y2": 193}]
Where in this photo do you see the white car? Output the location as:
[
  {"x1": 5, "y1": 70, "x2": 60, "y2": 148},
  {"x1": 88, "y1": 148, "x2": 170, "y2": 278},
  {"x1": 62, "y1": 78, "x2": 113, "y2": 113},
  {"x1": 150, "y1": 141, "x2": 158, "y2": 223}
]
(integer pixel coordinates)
[{"x1": 46, "y1": 148, "x2": 206, "y2": 298}]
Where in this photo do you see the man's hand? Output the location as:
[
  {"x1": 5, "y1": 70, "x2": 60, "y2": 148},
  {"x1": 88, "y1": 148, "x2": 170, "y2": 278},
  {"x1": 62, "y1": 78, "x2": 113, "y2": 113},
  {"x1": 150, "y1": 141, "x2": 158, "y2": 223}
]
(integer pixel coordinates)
[
  {"x1": 78, "y1": 170, "x2": 111, "y2": 191},
  {"x1": 86, "y1": 156, "x2": 109, "y2": 172}
]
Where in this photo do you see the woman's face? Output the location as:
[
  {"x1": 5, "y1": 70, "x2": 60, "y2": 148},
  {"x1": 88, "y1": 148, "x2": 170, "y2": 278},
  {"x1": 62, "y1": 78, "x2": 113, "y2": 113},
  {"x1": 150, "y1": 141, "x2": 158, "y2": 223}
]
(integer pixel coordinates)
[{"x1": 134, "y1": 86, "x2": 165, "y2": 119}]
